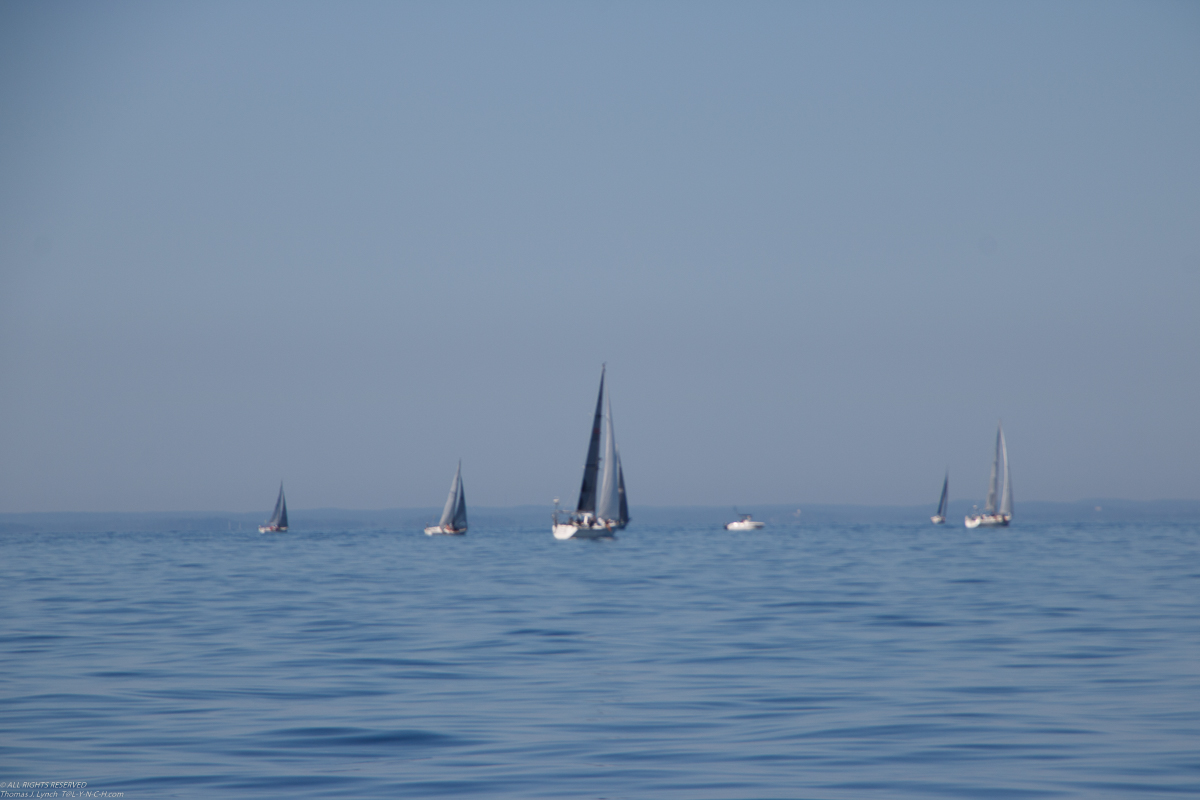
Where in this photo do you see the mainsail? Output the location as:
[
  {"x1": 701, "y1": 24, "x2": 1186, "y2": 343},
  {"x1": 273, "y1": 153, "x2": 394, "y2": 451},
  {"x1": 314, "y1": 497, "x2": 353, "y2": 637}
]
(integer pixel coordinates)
[
  {"x1": 268, "y1": 483, "x2": 287, "y2": 528},
  {"x1": 936, "y1": 472, "x2": 949, "y2": 518},
  {"x1": 575, "y1": 366, "x2": 606, "y2": 514},
  {"x1": 438, "y1": 461, "x2": 467, "y2": 530},
  {"x1": 998, "y1": 428, "x2": 1012, "y2": 518},
  {"x1": 984, "y1": 425, "x2": 1001, "y2": 514},
  {"x1": 595, "y1": 396, "x2": 621, "y2": 523}
]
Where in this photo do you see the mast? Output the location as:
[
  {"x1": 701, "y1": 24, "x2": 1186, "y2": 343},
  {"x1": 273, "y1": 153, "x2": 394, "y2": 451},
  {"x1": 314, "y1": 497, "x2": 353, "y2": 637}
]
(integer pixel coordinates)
[
  {"x1": 596, "y1": 395, "x2": 621, "y2": 522},
  {"x1": 575, "y1": 366, "x2": 605, "y2": 514},
  {"x1": 998, "y1": 427, "x2": 1012, "y2": 517},
  {"x1": 984, "y1": 424, "x2": 1000, "y2": 514}
]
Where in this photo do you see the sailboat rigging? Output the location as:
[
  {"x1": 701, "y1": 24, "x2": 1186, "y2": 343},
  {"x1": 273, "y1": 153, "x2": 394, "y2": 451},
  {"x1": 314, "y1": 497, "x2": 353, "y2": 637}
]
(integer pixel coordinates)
[
  {"x1": 553, "y1": 365, "x2": 630, "y2": 540},
  {"x1": 965, "y1": 423, "x2": 1012, "y2": 528},
  {"x1": 258, "y1": 483, "x2": 288, "y2": 533},
  {"x1": 931, "y1": 471, "x2": 949, "y2": 524},
  {"x1": 425, "y1": 461, "x2": 468, "y2": 536}
]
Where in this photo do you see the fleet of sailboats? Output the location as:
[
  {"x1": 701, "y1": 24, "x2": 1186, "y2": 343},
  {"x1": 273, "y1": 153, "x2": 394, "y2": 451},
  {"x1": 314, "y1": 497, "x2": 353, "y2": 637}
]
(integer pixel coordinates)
[
  {"x1": 425, "y1": 461, "x2": 468, "y2": 536},
  {"x1": 258, "y1": 483, "x2": 288, "y2": 533},
  {"x1": 965, "y1": 423, "x2": 1013, "y2": 528},
  {"x1": 552, "y1": 365, "x2": 629, "y2": 540},
  {"x1": 248, "y1": 370, "x2": 1014, "y2": 537}
]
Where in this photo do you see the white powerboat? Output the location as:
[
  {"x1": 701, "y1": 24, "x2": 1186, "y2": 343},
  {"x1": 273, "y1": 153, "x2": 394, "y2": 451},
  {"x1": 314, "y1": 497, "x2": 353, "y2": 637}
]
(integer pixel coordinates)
[{"x1": 725, "y1": 514, "x2": 765, "y2": 531}]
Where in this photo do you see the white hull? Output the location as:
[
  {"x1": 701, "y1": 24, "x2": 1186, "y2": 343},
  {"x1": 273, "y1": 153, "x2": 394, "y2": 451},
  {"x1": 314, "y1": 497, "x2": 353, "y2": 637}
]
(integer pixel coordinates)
[
  {"x1": 964, "y1": 514, "x2": 1010, "y2": 529},
  {"x1": 725, "y1": 520, "x2": 765, "y2": 531},
  {"x1": 553, "y1": 522, "x2": 616, "y2": 540},
  {"x1": 424, "y1": 525, "x2": 466, "y2": 536},
  {"x1": 258, "y1": 525, "x2": 286, "y2": 534},
  {"x1": 931, "y1": 515, "x2": 946, "y2": 525}
]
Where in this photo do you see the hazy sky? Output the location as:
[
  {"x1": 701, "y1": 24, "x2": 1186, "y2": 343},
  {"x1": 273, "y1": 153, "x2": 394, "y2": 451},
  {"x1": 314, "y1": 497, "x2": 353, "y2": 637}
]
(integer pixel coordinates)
[{"x1": 2, "y1": 2, "x2": 1198, "y2": 512}]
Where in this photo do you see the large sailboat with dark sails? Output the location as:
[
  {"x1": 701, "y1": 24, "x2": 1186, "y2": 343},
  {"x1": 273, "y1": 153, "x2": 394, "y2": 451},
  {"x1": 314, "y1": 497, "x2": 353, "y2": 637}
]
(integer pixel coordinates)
[
  {"x1": 552, "y1": 365, "x2": 629, "y2": 540},
  {"x1": 258, "y1": 483, "x2": 288, "y2": 533},
  {"x1": 965, "y1": 423, "x2": 1012, "y2": 528}
]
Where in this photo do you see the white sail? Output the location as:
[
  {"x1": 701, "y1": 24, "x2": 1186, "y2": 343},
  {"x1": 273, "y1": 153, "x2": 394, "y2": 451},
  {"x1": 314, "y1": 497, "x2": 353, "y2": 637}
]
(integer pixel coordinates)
[
  {"x1": 984, "y1": 425, "x2": 1000, "y2": 514},
  {"x1": 595, "y1": 397, "x2": 620, "y2": 524},
  {"x1": 437, "y1": 461, "x2": 467, "y2": 531},
  {"x1": 998, "y1": 429, "x2": 1012, "y2": 517}
]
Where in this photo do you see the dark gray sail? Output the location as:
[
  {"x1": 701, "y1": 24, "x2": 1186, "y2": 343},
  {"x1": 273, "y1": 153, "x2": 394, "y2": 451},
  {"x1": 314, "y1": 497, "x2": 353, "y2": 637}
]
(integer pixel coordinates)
[
  {"x1": 936, "y1": 472, "x2": 949, "y2": 517},
  {"x1": 438, "y1": 461, "x2": 467, "y2": 530},
  {"x1": 268, "y1": 483, "x2": 287, "y2": 528},
  {"x1": 617, "y1": 458, "x2": 629, "y2": 527},
  {"x1": 575, "y1": 366, "x2": 605, "y2": 514},
  {"x1": 451, "y1": 481, "x2": 467, "y2": 530}
]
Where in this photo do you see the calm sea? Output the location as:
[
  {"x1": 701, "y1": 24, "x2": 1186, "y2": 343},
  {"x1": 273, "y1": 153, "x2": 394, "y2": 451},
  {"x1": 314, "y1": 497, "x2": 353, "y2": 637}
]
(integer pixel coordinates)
[{"x1": 2, "y1": 515, "x2": 1197, "y2": 798}]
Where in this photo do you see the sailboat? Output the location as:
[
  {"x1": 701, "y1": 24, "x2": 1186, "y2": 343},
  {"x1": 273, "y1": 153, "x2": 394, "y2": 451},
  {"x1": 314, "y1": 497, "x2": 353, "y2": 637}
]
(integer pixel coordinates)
[
  {"x1": 931, "y1": 472, "x2": 949, "y2": 524},
  {"x1": 552, "y1": 365, "x2": 630, "y2": 540},
  {"x1": 425, "y1": 461, "x2": 468, "y2": 536},
  {"x1": 965, "y1": 423, "x2": 1012, "y2": 528},
  {"x1": 258, "y1": 483, "x2": 288, "y2": 533}
]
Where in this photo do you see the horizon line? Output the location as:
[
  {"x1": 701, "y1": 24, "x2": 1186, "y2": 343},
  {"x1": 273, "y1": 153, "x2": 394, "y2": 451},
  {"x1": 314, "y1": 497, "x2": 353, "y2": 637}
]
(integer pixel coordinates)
[{"x1": 3, "y1": 497, "x2": 1199, "y2": 516}]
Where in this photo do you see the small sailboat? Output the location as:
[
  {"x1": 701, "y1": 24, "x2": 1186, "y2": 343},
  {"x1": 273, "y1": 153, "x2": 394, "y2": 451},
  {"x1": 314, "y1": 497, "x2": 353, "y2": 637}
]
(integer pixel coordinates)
[
  {"x1": 965, "y1": 423, "x2": 1012, "y2": 528},
  {"x1": 725, "y1": 513, "x2": 765, "y2": 531},
  {"x1": 425, "y1": 461, "x2": 468, "y2": 536},
  {"x1": 552, "y1": 366, "x2": 630, "y2": 540},
  {"x1": 258, "y1": 483, "x2": 288, "y2": 533},
  {"x1": 931, "y1": 472, "x2": 949, "y2": 524}
]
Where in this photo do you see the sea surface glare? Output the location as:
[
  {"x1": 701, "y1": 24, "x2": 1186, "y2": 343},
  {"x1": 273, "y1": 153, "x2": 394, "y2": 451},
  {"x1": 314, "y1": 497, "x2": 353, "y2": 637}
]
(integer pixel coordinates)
[{"x1": 2, "y1": 518, "x2": 1198, "y2": 798}]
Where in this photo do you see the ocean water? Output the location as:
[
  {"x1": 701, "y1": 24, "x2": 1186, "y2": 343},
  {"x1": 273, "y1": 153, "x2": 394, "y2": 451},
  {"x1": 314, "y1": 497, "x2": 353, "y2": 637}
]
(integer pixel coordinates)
[{"x1": 2, "y1": 518, "x2": 1198, "y2": 798}]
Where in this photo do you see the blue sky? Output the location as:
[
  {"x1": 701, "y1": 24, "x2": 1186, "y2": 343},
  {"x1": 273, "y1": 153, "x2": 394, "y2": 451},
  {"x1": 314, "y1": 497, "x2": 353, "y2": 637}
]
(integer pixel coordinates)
[{"x1": 2, "y1": 2, "x2": 1198, "y2": 512}]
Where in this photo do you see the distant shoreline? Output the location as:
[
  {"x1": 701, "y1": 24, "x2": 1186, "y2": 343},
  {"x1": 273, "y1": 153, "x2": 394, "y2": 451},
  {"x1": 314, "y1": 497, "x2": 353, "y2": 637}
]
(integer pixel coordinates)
[{"x1": 2, "y1": 499, "x2": 1198, "y2": 533}]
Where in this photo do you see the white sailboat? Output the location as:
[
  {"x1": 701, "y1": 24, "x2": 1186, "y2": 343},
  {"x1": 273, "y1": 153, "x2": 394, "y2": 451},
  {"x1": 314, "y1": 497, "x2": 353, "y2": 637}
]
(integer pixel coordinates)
[
  {"x1": 965, "y1": 423, "x2": 1012, "y2": 528},
  {"x1": 425, "y1": 461, "x2": 468, "y2": 536},
  {"x1": 553, "y1": 366, "x2": 629, "y2": 540},
  {"x1": 258, "y1": 483, "x2": 288, "y2": 533},
  {"x1": 931, "y1": 472, "x2": 949, "y2": 524}
]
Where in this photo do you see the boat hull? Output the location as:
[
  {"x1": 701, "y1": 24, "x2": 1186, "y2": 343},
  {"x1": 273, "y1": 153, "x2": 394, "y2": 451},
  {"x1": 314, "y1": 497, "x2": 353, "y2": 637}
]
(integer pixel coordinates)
[
  {"x1": 725, "y1": 520, "x2": 765, "y2": 531},
  {"x1": 931, "y1": 515, "x2": 946, "y2": 525},
  {"x1": 258, "y1": 525, "x2": 287, "y2": 534},
  {"x1": 553, "y1": 523, "x2": 615, "y2": 540},
  {"x1": 424, "y1": 526, "x2": 466, "y2": 536},
  {"x1": 964, "y1": 514, "x2": 1010, "y2": 529}
]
